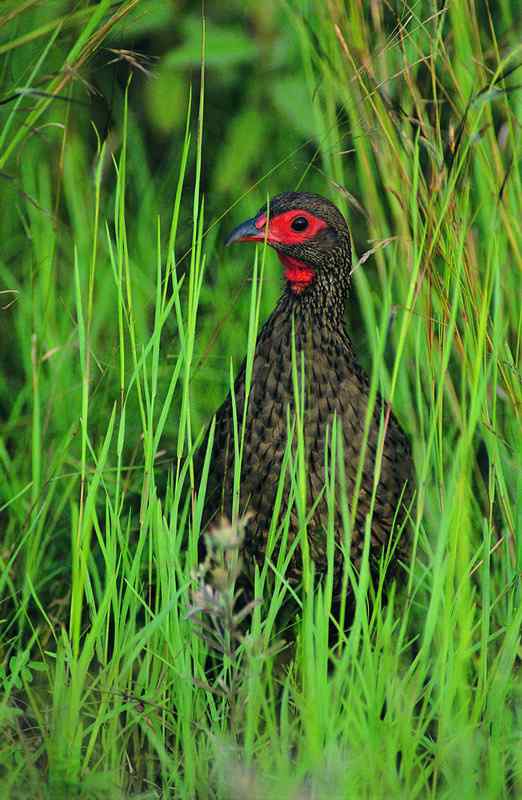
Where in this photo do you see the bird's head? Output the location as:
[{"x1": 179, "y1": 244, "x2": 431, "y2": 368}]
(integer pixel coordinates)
[{"x1": 225, "y1": 192, "x2": 351, "y2": 296}]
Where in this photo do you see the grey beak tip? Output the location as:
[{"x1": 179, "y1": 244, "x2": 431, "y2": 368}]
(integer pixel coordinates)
[{"x1": 224, "y1": 216, "x2": 260, "y2": 247}]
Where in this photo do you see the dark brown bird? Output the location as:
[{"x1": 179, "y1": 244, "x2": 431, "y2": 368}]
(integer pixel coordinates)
[{"x1": 198, "y1": 192, "x2": 412, "y2": 598}]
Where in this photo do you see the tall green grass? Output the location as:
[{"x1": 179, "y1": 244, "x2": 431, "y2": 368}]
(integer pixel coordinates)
[{"x1": 1, "y1": 1, "x2": 521, "y2": 797}]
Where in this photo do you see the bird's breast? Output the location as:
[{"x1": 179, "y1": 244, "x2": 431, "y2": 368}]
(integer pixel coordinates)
[{"x1": 238, "y1": 319, "x2": 361, "y2": 471}]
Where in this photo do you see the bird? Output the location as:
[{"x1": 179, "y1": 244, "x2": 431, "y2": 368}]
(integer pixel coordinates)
[{"x1": 196, "y1": 191, "x2": 413, "y2": 601}]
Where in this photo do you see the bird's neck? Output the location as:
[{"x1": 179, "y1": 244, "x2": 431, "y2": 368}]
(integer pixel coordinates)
[{"x1": 279, "y1": 254, "x2": 350, "y2": 329}]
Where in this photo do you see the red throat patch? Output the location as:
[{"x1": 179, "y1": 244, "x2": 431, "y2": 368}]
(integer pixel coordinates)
[{"x1": 278, "y1": 253, "x2": 316, "y2": 294}]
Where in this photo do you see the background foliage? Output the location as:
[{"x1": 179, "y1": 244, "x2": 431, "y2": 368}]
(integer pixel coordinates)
[{"x1": 0, "y1": 1, "x2": 521, "y2": 798}]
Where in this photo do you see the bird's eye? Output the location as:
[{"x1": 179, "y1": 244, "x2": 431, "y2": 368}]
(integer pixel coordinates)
[{"x1": 291, "y1": 216, "x2": 309, "y2": 232}]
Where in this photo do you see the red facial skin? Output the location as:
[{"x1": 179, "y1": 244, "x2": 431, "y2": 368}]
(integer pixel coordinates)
[{"x1": 251, "y1": 209, "x2": 327, "y2": 293}]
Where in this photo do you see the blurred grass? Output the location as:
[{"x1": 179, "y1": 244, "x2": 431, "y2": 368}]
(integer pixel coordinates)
[{"x1": 0, "y1": 0, "x2": 521, "y2": 798}]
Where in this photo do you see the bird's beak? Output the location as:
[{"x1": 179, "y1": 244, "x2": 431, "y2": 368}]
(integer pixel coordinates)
[{"x1": 225, "y1": 216, "x2": 266, "y2": 246}]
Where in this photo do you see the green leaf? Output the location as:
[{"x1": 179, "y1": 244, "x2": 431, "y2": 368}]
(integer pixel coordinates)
[
  {"x1": 164, "y1": 18, "x2": 258, "y2": 69},
  {"x1": 21, "y1": 667, "x2": 33, "y2": 684},
  {"x1": 28, "y1": 661, "x2": 47, "y2": 673},
  {"x1": 145, "y1": 66, "x2": 189, "y2": 134},
  {"x1": 212, "y1": 108, "x2": 268, "y2": 193},
  {"x1": 270, "y1": 76, "x2": 316, "y2": 138},
  {"x1": 106, "y1": 0, "x2": 175, "y2": 40}
]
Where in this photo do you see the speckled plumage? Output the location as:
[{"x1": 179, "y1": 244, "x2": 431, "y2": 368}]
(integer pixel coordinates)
[{"x1": 199, "y1": 192, "x2": 413, "y2": 593}]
